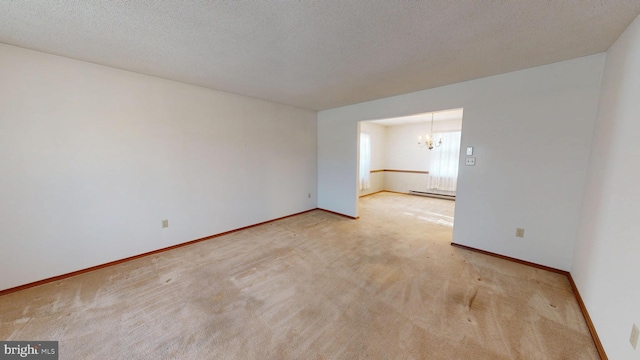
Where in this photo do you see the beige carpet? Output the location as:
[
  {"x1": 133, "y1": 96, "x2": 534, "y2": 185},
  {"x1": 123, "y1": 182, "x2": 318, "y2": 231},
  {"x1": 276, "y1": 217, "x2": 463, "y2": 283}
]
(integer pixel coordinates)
[{"x1": 0, "y1": 192, "x2": 599, "y2": 359}]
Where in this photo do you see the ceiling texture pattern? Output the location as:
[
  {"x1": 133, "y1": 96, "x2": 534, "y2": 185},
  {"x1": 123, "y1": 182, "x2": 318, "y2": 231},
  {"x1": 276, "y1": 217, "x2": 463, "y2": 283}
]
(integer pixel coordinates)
[{"x1": 1, "y1": 1, "x2": 639, "y2": 110}]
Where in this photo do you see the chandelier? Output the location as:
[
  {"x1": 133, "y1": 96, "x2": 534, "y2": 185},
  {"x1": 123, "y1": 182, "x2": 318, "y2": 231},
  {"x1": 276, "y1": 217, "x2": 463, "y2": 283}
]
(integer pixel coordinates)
[{"x1": 417, "y1": 112, "x2": 442, "y2": 150}]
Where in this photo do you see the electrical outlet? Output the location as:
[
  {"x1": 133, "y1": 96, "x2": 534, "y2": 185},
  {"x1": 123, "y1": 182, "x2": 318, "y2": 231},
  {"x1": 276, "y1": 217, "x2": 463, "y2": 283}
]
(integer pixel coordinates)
[
  {"x1": 162, "y1": 219, "x2": 169, "y2": 228},
  {"x1": 465, "y1": 157, "x2": 476, "y2": 166},
  {"x1": 515, "y1": 228, "x2": 525, "y2": 238},
  {"x1": 631, "y1": 323, "x2": 639, "y2": 350}
]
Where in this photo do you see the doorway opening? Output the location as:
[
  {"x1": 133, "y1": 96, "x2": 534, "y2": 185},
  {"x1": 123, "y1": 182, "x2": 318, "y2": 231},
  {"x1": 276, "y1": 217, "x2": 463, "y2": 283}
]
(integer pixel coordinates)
[
  {"x1": 356, "y1": 108, "x2": 463, "y2": 223},
  {"x1": 357, "y1": 108, "x2": 463, "y2": 233}
]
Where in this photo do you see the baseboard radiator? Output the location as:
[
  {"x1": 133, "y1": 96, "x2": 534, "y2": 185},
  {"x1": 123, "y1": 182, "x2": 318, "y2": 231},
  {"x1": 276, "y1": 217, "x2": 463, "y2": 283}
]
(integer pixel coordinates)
[{"x1": 408, "y1": 190, "x2": 456, "y2": 200}]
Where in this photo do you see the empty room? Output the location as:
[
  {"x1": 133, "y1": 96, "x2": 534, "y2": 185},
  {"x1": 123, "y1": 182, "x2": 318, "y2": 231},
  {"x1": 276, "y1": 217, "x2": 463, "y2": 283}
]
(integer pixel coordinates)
[{"x1": 2, "y1": 2, "x2": 640, "y2": 359}]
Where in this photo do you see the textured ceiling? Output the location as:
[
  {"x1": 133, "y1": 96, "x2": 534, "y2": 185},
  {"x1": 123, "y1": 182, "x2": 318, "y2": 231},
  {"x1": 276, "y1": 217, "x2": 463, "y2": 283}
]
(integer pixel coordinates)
[{"x1": 1, "y1": 1, "x2": 639, "y2": 111}]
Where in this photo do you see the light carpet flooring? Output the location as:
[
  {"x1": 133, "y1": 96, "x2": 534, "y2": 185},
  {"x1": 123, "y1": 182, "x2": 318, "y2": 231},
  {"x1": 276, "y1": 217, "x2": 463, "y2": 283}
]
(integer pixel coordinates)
[{"x1": 0, "y1": 192, "x2": 599, "y2": 359}]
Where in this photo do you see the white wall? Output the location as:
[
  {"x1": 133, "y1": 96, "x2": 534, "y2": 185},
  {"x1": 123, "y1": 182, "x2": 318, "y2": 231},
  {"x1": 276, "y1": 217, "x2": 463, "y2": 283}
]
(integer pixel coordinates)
[
  {"x1": 318, "y1": 113, "x2": 358, "y2": 216},
  {"x1": 358, "y1": 122, "x2": 385, "y2": 196},
  {"x1": 385, "y1": 123, "x2": 432, "y2": 171},
  {"x1": 318, "y1": 54, "x2": 604, "y2": 270},
  {"x1": 383, "y1": 119, "x2": 463, "y2": 194},
  {"x1": 383, "y1": 123, "x2": 430, "y2": 193},
  {"x1": 572, "y1": 14, "x2": 640, "y2": 359},
  {"x1": 0, "y1": 44, "x2": 317, "y2": 291}
]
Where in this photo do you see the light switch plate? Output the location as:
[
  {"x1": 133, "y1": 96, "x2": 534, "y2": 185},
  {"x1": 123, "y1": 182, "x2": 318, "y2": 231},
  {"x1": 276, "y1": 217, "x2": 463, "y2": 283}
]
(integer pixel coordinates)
[
  {"x1": 466, "y1": 146, "x2": 473, "y2": 156},
  {"x1": 465, "y1": 157, "x2": 476, "y2": 166}
]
